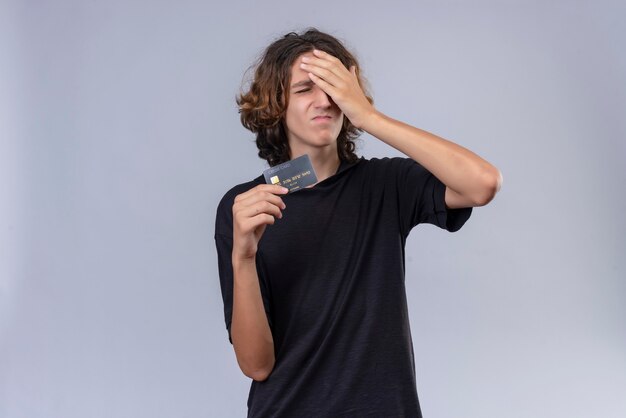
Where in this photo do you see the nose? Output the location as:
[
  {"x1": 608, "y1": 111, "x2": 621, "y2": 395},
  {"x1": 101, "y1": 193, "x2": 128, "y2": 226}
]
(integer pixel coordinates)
[{"x1": 313, "y1": 86, "x2": 333, "y2": 109}]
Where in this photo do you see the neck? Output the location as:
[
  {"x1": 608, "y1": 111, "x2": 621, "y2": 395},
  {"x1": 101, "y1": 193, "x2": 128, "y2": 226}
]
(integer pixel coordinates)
[{"x1": 289, "y1": 143, "x2": 340, "y2": 184}]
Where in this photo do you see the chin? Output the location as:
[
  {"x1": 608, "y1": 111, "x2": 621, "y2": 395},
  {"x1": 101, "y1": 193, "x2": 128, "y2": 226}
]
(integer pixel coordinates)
[
  {"x1": 289, "y1": 130, "x2": 341, "y2": 151},
  {"x1": 310, "y1": 137, "x2": 338, "y2": 147}
]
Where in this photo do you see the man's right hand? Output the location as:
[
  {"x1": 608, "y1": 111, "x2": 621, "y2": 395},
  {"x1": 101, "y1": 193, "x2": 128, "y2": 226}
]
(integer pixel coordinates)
[
  {"x1": 232, "y1": 184, "x2": 288, "y2": 261},
  {"x1": 230, "y1": 183, "x2": 286, "y2": 381}
]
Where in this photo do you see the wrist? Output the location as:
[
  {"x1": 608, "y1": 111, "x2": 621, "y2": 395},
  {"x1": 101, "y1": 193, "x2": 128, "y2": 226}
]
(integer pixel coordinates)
[
  {"x1": 232, "y1": 252, "x2": 256, "y2": 270},
  {"x1": 358, "y1": 108, "x2": 383, "y2": 132}
]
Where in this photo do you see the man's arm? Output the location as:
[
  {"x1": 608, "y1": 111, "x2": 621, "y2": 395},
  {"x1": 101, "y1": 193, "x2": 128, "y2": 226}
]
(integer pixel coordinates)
[
  {"x1": 230, "y1": 184, "x2": 288, "y2": 381},
  {"x1": 300, "y1": 49, "x2": 502, "y2": 208},
  {"x1": 231, "y1": 257, "x2": 275, "y2": 381},
  {"x1": 359, "y1": 111, "x2": 502, "y2": 209}
]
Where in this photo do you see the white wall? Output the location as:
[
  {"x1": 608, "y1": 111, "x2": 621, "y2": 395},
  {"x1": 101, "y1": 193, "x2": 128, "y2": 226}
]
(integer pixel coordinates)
[{"x1": 1, "y1": 1, "x2": 625, "y2": 417}]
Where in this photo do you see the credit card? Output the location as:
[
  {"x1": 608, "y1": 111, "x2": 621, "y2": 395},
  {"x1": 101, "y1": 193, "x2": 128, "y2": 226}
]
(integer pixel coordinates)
[{"x1": 263, "y1": 154, "x2": 318, "y2": 193}]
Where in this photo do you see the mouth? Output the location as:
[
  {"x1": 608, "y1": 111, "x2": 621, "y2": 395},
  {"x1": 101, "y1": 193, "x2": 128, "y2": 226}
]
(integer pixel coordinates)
[{"x1": 312, "y1": 115, "x2": 333, "y2": 121}]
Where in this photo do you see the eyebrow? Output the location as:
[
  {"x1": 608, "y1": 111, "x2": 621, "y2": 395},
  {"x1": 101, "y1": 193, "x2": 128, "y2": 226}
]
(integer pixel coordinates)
[{"x1": 291, "y1": 80, "x2": 314, "y2": 89}]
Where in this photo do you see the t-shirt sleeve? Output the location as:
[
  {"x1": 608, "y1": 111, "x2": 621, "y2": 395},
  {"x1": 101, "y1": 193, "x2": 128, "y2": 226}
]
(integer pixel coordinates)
[
  {"x1": 215, "y1": 232, "x2": 236, "y2": 344},
  {"x1": 391, "y1": 157, "x2": 472, "y2": 236}
]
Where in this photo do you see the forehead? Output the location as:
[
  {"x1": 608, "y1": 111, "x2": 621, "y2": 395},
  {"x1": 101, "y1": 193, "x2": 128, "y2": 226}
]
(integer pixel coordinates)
[{"x1": 289, "y1": 52, "x2": 315, "y2": 85}]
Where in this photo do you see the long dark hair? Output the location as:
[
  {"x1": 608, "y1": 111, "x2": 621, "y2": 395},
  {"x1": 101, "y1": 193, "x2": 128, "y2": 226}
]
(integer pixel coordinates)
[{"x1": 237, "y1": 28, "x2": 373, "y2": 167}]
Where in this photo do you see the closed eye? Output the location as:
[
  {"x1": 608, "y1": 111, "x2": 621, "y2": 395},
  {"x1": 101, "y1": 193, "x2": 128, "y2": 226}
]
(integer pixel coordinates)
[{"x1": 295, "y1": 88, "x2": 311, "y2": 94}]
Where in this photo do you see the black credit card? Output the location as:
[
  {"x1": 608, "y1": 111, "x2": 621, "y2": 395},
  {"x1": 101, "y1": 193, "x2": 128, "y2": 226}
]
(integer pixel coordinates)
[{"x1": 263, "y1": 154, "x2": 318, "y2": 193}]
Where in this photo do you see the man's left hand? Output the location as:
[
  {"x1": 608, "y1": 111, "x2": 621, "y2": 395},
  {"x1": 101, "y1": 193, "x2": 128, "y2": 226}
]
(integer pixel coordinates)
[{"x1": 300, "y1": 49, "x2": 375, "y2": 129}]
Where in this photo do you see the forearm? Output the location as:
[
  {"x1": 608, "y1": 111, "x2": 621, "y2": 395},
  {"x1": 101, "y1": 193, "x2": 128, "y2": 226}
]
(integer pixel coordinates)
[
  {"x1": 231, "y1": 256, "x2": 275, "y2": 381},
  {"x1": 362, "y1": 110, "x2": 502, "y2": 205},
  {"x1": 299, "y1": 49, "x2": 501, "y2": 204}
]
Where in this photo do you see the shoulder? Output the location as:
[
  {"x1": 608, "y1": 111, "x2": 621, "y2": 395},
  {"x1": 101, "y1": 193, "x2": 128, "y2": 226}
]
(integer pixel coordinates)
[
  {"x1": 217, "y1": 175, "x2": 264, "y2": 210},
  {"x1": 215, "y1": 175, "x2": 264, "y2": 237},
  {"x1": 357, "y1": 156, "x2": 426, "y2": 174}
]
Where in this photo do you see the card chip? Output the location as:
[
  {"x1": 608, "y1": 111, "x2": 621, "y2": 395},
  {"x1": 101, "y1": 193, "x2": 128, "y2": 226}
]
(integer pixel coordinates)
[{"x1": 262, "y1": 154, "x2": 317, "y2": 193}]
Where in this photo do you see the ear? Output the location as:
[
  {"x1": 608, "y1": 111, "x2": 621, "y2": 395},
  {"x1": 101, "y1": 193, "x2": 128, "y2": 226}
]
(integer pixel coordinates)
[{"x1": 350, "y1": 65, "x2": 357, "y2": 76}]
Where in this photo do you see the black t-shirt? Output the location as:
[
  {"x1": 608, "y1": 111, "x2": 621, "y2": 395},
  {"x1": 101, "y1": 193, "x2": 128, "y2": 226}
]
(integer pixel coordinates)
[{"x1": 214, "y1": 157, "x2": 472, "y2": 417}]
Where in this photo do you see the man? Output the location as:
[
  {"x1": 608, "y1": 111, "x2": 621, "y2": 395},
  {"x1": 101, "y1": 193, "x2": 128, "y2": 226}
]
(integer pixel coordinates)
[{"x1": 215, "y1": 28, "x2": 502, "y2": 417}]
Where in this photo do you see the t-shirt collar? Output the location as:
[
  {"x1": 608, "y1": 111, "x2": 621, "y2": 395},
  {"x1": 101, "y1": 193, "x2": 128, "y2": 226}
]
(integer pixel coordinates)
[{"x1": 335, "y1": 156, "x2": 363, "y2": 175}]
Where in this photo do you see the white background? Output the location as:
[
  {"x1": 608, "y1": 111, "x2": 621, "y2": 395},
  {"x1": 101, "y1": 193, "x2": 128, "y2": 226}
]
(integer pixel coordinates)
[{"x1": 1, "y1": 1, "x2": 625, "y2": 417}]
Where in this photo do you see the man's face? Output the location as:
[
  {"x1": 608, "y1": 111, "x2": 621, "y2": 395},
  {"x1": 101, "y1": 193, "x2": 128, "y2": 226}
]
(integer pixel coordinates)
[{"x1": 284, "y1": 52, "x2": 343, "y2": 153}]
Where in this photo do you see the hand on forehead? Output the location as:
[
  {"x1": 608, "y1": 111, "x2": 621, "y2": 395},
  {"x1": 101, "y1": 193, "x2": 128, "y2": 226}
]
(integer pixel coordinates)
[{"x1": 298, "y1": 49, "x2": 346, "y2": 68}]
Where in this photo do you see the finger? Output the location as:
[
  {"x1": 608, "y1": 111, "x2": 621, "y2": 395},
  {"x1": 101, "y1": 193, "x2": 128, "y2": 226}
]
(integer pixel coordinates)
[
  {"x1": 235, "y1": 184, "x2": 288, "y2": 202},
  {"x1": 237, "y1": 190, "x2": 286, "y2": 210},
  {"x1": 242, "y1": 213, "x2": 276, "y2": 232},
  {"x1": 312, "y1": 49, "x2": 341, "y2": 64},
  {"x1": 300, "y1": 62, "x2": 343, "y2": 87},
  {"x1": 301, "y1": 55, "x2": 343, "y2": 72},
  {"x1": 302, "y1": 59, "x2": 352, "y2": 87},
  {"x1": 308, "y1": 72, "x2": 339, "y2": 97},
  {"x1": 243, "y1": 183, "x2": 289, "y2": 199},
  {"x1": 300, "y1": 54, "x2": 351, "y2": 81},
  {"x1": 236, "y1": 211, "x2": 281, "y2": 234},
  {"x1": 238, "y1": 200, "x2": 283, "y2": 220},
  {"x1": 300, "y1": 52, "x2": 347, "y2": 79}
]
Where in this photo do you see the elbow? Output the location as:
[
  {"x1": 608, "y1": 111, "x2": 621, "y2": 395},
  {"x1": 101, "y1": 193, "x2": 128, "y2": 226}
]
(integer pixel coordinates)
[
  {"x1": 232, "y1": 329, "x2": 276, "y2": 382},
  {"x1": 244, "y1": 360, "x2": 275, "y2": 382},
  {"x1": 235, "y1": 346, "x2": 275, "y2": 382},
  {"x1": 474, "y1": 167, "x2": 503, "y2": 207},
  {"x1": 248, "y1": 369, "x2": 272, "y2": 382}
]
